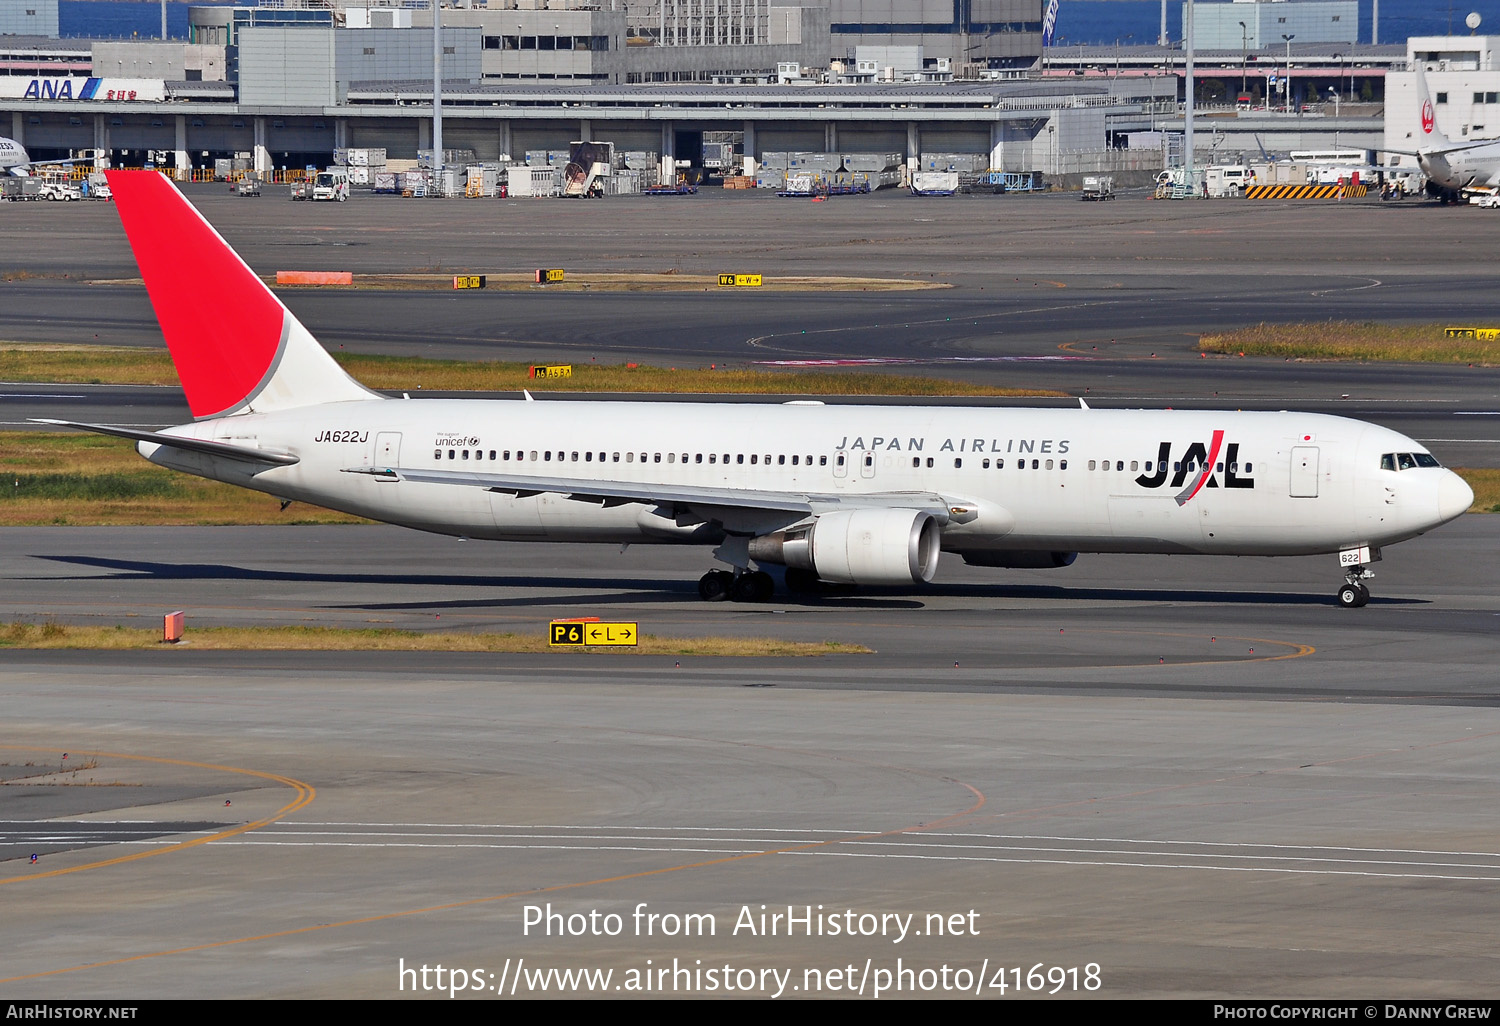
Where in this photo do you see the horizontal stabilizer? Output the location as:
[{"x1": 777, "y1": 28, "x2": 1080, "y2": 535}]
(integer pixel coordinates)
[{"x1": 32, "y1": 419, "x2": 300, "y2": 466}]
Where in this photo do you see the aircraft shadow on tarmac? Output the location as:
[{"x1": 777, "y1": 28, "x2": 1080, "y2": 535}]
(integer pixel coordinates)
[{"x1": 32, "y1": 554, "x2": 1425, "y2": 609}]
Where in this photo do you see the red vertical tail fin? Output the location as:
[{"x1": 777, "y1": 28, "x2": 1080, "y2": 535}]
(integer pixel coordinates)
[{"x1": 106, "y1": 170, "x2": 378, "y2": 418}]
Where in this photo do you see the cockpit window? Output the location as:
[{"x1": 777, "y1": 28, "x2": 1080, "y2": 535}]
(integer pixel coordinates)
[{"x1": 1383, "y1": 452, "x2": 1443, "y2": 470}]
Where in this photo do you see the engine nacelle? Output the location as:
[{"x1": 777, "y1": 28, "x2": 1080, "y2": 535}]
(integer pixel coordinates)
[
  {"x1": 748, "y1": 508, "x2": 941, "y2": 585},
  {"x1": 962, "y1": 550, "x2": 1078, "y2": 569}
]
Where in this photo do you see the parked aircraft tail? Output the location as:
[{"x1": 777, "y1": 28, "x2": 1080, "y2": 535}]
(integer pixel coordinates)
[
  {"x1": 106, "y1": 170, "x2": 378, "y2": 419},
  {"x1": 1413, "y1": 65, "x2": 1453, "y2": 149}
]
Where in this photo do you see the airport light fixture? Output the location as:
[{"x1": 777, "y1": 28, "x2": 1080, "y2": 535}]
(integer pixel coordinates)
[
  {"x1": 433, "y1": 1, "x2": 443, "y2": 192},
  {"x1": 1332, "y1": 51, "x2": 1349, "y2": 104},
  {"x1": 1282, "y1": 34, "x2": 1295, "y2": 110},
  {"x1": 1239, "y1": 21, "x2": 1247, "y2": 96}
]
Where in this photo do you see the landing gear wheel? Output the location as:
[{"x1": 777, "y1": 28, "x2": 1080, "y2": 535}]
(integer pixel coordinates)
[
  {"x1": 697, "y1": 570, "x2": 732, "y2": 601},
  {"x1": 731, "y1": 570, "x2": 774, "y2": 602},
  {"x1": 1337, "y1": 583, "x2": 1369, "y2": 608}
]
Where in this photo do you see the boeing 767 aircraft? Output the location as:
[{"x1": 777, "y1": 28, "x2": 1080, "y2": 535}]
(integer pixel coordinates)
[{"x1": 39, "y1": 171, "x2": 1472, "y2": 607}]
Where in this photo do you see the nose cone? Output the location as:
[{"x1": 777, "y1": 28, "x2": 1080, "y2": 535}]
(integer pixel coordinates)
[{"x1": 1438, "y1": 472, "x2": 1474, "y2": 524}]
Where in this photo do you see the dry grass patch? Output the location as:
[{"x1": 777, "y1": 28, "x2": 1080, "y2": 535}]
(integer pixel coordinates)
[
  {"x1": 0, "y1": 344, "x2": 179, "y2": 386},
  {"x1": 0, "y1": 432, "x2": 364, "y2": 525},
  {"x1": 1457, "y1": 468, "x2": 1500, "y2": 513},
  {"x1": 0, "y1": 621, "x2": 870, "y2": 656},
  {"x1": 1200, "y1": 322, "x2": 1500, "y2": 364},
  {"x1": 0, "y1": 344, "x2": 1059, "y2": 397},
  {"x1": 335, "y1": 354, "x2": 1063, "y2": 397}
]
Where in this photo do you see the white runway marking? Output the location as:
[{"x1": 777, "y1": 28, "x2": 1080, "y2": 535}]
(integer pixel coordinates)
[{"x1": 43, "y1": 821, "x2": 1496, "y2": 882}]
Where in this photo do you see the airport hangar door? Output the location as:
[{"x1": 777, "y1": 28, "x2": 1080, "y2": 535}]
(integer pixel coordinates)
[{"x1": 12, "y1": 113, "x2": 93, "y2": 162}]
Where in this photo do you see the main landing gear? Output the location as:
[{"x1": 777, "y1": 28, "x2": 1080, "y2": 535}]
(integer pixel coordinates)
[
  {"x1": 698, "y1": 568, "x2": 773, "y2": 602},
  {"x1": 1337, "y1": 565, "x2": 1373, "y2": 608}
]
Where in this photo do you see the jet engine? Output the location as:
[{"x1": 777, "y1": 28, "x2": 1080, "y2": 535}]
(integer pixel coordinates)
[{"x1": 748, "y1": 508, "x2": 941, "y2": 585}]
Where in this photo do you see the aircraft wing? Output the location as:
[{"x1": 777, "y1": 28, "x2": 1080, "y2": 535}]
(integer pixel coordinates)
[
  {"x1": 349, "y1": 464, "x2": 966, "y2": 533},
  {"x1": 1388, "y1": 141, "x2": 1500, "y2": 157},
  {"x1": 32, "y1": 419, "x2": 300, "y2": 466}
]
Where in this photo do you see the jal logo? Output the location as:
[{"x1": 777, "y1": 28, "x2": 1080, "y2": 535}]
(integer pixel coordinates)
[
  {"x1": 1134, "y1": 431, "x2": 1255, "y2": 506},
  {"x1": 1422, "y1": 99, "x2": 1435, "y2": 134}
]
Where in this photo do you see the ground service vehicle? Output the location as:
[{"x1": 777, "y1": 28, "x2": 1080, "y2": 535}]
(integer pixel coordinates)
[{"x1": 312, "y1": 169, "x2": 349, "y2": 201}]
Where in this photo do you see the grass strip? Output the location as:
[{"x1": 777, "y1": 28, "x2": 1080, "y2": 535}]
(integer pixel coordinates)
[
  {"x1": 1461, "y1": 468, "x2": 1500, "y2": 513},
  {"x1": 0, "y1": 344, "x2": 1060, "y2": 397},
  {"x1": 0, "y1": 621, "x2": 870, "y2": 656},
  {"x1": 1200, "y1": 322, "x2": 1500, "y2": 364},
  {"x1": 0, "y1": 432, "x2": 365, "y2": 525}
]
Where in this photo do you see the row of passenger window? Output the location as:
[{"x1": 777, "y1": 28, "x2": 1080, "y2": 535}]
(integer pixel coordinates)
[
  {"x1": 932, "y1": 457, "x2": 1066, "y2": 470},
  {"x1": 435, "y1": 448, "x2": 833, "y2": 466},
  {"x1": 428, "y1": 448, "x2": 1260, "y2": 476},
  {"x1": 1088, "y1": 460, "x2": 1255, "y2": 474}
]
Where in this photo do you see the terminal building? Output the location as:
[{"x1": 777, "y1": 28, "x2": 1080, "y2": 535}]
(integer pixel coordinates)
[
  {"x1": 0, "y1": 0, "x2": 56, "y2": 37},
  {"x1": 13, "y1": 1, "x2": 1466, "y2": 182},
  {"x1": 1185, "y1": 0, "x2": 1358, "y2": 51},
  {"x1": 0, "y1": 0, "x2": 1177, "y2": 179}
]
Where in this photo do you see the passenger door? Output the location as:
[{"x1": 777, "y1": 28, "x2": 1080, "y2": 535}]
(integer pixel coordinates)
[{"x1": 1290, "y1": 446, "x2": 1319, "y2": 498}]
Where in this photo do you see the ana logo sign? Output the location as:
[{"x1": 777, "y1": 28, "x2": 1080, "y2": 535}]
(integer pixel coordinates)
[
  {"x1": 1421, "y1": 99, "x2": 1435, "y2": 134},
  {"x1": 0, "y1": 78, "x2": 166, "y2": 103}
]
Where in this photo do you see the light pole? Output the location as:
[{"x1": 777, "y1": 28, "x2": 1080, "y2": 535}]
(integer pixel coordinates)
[
  {"x1": 1281, "y1": 33, "x2": 1295, "y2": 111},
  {"x1": 1329, "y1": 86, "x2": 1339, "y2": 149},
  {"x1": 1238, "y1": 21, "x2": 1247, "y2": 98}
]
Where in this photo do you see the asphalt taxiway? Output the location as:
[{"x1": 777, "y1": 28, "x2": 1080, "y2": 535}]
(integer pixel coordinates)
[{"x1": 1, "y1": 186, "x2": 1498, "y2": 998}]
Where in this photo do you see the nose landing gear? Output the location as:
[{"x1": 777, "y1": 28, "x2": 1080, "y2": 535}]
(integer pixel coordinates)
[{"x1": 1337, "y1": 566, "x2": 1373, "y2": 608}]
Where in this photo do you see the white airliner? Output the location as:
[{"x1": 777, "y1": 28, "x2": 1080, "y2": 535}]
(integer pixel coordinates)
[
  {"x1": 39, "y1": 171, "x2": 1473, "y2": 608},
  {"x1": 1392, "y1": 67, "x2": 1500, "y2": 200},
  {"x1": 0, "y1": 136, "x2": 35, "y2": 174},
  {"x1": 0, "y1": 136, "x2": 80, "y2": 176}
]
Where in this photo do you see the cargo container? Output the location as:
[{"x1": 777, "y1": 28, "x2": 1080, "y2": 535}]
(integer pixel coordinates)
[
  {"x1": 910, "y1": 170, "x2": 959, "y2": 195},
  {"x1": 418, "y1": 148, "x2": 478, "y2": 168},
  {"x1": 1081, "y1": 175, "x2": 1115, "y2": 200},
  {"x1": 922, "y1": 153, "x2": 987, "y2": 172},
  {"x1": 507, "y1": 166, "x2": 561, "y2": 198},
  {"x1": 842, "y1": 152, "x2": 901, "y2": 173},
  {"x1": 335, "y1": 147, "x2": 386, "y2": 167}
]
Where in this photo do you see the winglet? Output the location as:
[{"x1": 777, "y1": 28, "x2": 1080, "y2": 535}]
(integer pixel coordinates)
[{"x1": 1078, "y1": 397, "x2": 1090, "y2": 410}]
